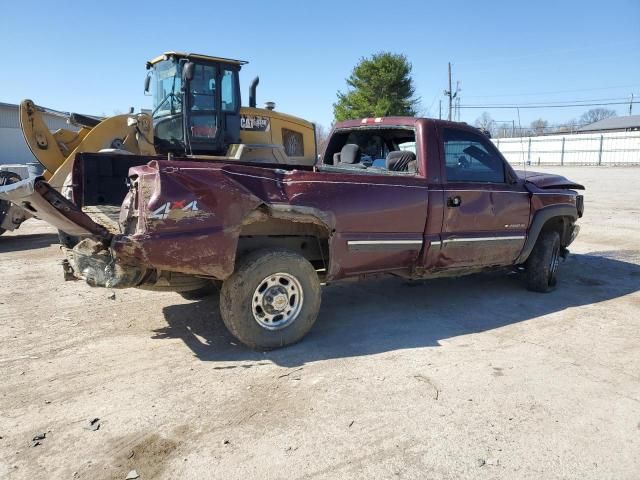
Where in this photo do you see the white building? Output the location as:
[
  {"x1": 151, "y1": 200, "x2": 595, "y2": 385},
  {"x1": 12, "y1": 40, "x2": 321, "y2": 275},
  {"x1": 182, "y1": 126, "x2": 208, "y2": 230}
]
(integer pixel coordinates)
[{"x1": 0, "y1": 101, "x2": 79, "y2": 165}]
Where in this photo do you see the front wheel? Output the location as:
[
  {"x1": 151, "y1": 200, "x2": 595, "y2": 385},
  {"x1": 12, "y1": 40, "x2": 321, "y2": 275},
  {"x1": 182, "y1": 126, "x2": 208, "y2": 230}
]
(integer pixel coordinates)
[
  {"x1": 219, "y1": 249, "x2": 321, "y2": 350},
  {"x1": 525, "y1": 230, "x2": 561, "y2": 293}
]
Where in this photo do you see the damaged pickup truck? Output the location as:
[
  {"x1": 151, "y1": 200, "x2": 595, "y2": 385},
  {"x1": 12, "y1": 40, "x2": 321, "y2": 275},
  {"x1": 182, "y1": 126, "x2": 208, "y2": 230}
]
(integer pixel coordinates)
[{"x1": 0, "y1": 117, "x2": 584, "y2": 349}]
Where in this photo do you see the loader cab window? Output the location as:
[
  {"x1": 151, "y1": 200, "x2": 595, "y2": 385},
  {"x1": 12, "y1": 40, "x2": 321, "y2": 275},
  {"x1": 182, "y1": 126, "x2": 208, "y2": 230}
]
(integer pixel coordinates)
[
  {"x1": 151, "y1": 59, "x2": 185, "y2": 147},
  {"x1": 188, "y1": 64, "x2": 218, "y2": 139},
  {"x1": 152, "y1": 60, "x2": 182, "y2": 119},
  {"x1": 221, "y1": 69, "x2": 237, "y2": 112}
]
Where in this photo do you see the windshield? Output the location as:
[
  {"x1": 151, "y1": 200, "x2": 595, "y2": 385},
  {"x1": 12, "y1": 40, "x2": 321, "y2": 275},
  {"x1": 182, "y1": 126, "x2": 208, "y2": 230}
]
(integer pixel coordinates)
[{"x1": 152, "y1": 60, "x2": 182, "y2": 118}]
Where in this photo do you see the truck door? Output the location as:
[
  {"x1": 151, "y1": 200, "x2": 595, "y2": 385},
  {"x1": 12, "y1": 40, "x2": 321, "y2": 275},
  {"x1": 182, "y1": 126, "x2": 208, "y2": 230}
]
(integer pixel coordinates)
[{"x1": 436, "y1": 127, "x2": 530, "y2": 269}]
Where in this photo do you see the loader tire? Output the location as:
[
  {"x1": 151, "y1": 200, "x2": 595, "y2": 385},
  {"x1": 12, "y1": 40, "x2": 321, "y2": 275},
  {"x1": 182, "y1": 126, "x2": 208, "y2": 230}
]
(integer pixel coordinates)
[
  {"x1": 525, "y1": 230, "x2": 561, "y2": 293},
  {"x1": 219, "y1": 249, "x2": 321, "y2": 350}
]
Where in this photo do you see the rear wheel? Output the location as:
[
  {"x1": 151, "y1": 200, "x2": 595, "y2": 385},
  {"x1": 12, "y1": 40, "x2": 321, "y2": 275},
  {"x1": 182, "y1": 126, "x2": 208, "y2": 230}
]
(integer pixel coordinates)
[
  {"x1": 219, "y1": 249, "x2": 321, "y2": 350},
  {"x1": 525, "y1": 230, "x2": 561, "y2": 293}
]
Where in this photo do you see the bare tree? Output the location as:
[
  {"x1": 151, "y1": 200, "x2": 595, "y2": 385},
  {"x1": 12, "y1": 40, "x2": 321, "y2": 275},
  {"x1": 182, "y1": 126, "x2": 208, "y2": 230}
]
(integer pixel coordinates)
[
  {"x1": 314, "y1": 123, "x2": 330, "y2": 153},
  {"x1": 530, "y1": 119, "x2": 549, "y2": 136},
  {"x1": 579, "y1": 108, "x2": 617, "y2": 126},
  {"x1": 495, "y1": 122, "x2": 513, "y2": 138},
  {"x1": 474, "y1": 112, "x2": 496, "y2": 136},
  {"x1": 555, "y1": 118, "x2": 579, "y2": 134}
]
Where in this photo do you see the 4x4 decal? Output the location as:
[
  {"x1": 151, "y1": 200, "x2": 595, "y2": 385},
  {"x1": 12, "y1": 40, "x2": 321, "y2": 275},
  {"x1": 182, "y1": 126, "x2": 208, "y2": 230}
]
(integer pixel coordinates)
[{"x1": 149, "y1": 200, "x2": 199, "y2": 220}]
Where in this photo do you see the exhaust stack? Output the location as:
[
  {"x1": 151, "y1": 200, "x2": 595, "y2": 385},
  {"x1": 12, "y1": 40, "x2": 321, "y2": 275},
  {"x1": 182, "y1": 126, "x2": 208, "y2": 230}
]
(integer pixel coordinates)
[{"x1": 249, "y1": 76, "x2": 259, "y2": 108}]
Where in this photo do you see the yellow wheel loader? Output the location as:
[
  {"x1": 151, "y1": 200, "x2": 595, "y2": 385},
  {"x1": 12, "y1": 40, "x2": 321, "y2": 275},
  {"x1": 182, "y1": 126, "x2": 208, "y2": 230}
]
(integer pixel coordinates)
[{"x1": 0, "y1": 51, "x2": 316, "y2": 236}]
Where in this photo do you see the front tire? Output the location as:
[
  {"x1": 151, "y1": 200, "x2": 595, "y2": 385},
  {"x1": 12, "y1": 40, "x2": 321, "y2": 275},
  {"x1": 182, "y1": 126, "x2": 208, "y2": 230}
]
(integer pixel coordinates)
[
  {"x1": 525, "y1": 230, "x2": 561, "y2": 293},
  {"x1": 220, "y1": 249, "x2": 321, "y2": 350}
]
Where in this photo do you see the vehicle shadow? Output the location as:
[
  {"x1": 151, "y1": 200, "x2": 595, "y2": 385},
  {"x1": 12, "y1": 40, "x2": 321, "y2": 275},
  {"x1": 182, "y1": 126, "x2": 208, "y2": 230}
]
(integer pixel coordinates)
[
  {"x1": 0, "y1": 233, "x2": 59, "y2": 253},
  {"x1": 155, "y1": 250, "x2": 640, "y2": 367}
]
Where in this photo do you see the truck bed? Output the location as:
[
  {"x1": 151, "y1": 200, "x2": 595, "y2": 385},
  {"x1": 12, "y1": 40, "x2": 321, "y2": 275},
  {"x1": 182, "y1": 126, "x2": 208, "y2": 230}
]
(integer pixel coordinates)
[{"x1": 82, "y1": 205, "x2": 120, "y2": 233}]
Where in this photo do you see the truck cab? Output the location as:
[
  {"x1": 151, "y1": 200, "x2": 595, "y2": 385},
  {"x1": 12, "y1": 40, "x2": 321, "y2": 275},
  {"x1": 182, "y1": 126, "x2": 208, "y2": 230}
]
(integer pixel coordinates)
[{"x1": 319, "y1": 117, "x2": 541, "y2": 274}]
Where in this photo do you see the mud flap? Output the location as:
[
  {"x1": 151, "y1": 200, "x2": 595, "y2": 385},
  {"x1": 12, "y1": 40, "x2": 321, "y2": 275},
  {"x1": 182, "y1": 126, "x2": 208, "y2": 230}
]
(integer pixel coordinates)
[{"x1": 0, "y1": 176, "x2": 110, "y2": 239}]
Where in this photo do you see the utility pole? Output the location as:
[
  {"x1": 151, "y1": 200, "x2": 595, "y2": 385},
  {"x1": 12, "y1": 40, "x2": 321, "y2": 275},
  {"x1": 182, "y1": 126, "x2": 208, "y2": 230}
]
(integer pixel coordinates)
[
  {"x1": 455, "y1": 81, "x2": 461, "y2": 121},
  {"x1": 439, "y1": 100, "x2": 442, "y2": 120},
  {"x1": 443, "y1": 62, "x2": 458, "y2": 121},
  {"x1": 448, "y1": 63, "x2": 452, "y2": 120},
  {"x1": 630, "y1": 93, "x2": 634, "y2": 116}
]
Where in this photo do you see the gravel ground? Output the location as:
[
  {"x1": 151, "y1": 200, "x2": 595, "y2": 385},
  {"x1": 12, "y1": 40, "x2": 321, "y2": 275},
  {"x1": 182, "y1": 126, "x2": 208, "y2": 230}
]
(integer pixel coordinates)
[{"x1": 0, "y1": 166, "x2": 638, "y2": 479}]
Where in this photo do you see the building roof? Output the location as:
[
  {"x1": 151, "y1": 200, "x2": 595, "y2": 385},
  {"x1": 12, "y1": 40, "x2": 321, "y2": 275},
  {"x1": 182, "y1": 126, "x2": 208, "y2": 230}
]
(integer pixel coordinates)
[{"x1": 577, "y1": 115, "x2": 640, "y2": 132}]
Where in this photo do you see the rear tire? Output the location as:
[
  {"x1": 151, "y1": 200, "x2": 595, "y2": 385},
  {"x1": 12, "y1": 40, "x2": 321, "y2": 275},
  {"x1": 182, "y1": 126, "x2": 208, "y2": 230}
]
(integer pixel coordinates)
[
  {"x1": 525, "y1": 230, "x2": 561, "y2": 293},
  {"x1": 220, "y1": 249, "x2": 321, "y2": 350}
]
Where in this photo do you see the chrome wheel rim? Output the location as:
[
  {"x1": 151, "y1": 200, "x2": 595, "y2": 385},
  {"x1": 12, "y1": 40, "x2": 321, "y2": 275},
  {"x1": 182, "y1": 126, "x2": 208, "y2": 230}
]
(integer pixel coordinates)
[
  {"x1": 251, "y1": 272, "x2": 304, "y2": 330},
  {"x1": 549, "y1": 244, "x2": 560, "y2": 283}
]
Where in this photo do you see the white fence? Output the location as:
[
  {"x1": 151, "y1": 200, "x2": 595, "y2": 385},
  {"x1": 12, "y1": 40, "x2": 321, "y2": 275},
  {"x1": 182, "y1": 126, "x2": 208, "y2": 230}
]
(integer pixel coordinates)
[{"x1": 493, "y1": 131, "x2": 640, "y2": 166}]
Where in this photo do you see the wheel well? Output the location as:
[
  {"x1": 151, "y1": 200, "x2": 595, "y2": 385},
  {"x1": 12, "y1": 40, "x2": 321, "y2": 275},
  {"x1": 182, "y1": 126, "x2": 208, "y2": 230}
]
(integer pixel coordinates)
[
  {"x1": 237, "y1": 208, "x2": 331, "y2": 272},
  {"x1": 540, "y1": 216, "x2": 572, "y2": 246}
]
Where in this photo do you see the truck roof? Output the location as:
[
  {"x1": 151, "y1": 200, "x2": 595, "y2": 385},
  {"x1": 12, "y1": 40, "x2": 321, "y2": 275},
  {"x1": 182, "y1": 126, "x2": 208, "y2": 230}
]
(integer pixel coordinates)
[{"x1": 332, "y1": 116, "x2": 470, "y2": 130}]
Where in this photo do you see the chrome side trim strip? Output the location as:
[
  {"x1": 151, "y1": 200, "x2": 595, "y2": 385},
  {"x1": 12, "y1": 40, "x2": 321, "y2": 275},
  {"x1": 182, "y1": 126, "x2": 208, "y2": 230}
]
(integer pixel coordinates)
[
  {"x1": 347, "y1": 239, "x2": 423, "y2": 252},
  {"x1": 442, "y1": 236, "x2": 525, "y2": 244},
  {"x1": 348, "y1": 240, "x2": 423, "y2": 246}
]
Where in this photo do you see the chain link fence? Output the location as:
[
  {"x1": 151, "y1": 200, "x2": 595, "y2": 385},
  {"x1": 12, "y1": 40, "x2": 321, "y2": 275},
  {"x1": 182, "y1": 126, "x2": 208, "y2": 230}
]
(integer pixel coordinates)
[{"x1": 493, "y1": 131, "x2": 640, "y2": 166}]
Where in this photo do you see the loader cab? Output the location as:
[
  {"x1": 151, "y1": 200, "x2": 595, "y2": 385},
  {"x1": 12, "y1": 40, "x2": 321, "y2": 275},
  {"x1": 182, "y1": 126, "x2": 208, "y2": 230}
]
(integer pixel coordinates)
[{"x1": 146, "y1": 52, "x2": 245, "y2": 156}]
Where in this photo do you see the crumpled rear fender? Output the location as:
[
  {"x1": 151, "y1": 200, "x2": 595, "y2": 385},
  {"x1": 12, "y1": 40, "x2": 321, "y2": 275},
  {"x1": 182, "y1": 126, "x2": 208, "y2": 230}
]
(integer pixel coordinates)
[{"x1": 113, "y1": 160, "x2": 267, "y2": 278}]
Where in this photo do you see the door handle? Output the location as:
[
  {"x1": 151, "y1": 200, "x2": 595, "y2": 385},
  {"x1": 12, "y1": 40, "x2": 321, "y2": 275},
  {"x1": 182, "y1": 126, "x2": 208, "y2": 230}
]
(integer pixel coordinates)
[{"x1": 447, "y1": 195, "x2": 462, "y2": 207}]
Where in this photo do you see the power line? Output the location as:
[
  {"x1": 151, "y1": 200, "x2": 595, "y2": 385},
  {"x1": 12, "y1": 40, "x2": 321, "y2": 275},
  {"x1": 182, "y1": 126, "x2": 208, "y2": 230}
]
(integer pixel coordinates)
[
  {"x1": 464, "y1": 84, "x2": 640, "y2": 98},
  {"x1": 462, "y1": 96, "x2": 634, "y2": 107},
  {"x1": 459, "y1": 101, "x2": 638, "y2": 110}
]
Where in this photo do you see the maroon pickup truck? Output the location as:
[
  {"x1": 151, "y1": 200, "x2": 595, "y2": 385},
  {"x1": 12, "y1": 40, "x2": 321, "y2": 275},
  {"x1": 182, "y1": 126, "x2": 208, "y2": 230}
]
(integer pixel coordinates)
[{"x1": 0, "y1": 117, "x2": 584, "y2": 349}]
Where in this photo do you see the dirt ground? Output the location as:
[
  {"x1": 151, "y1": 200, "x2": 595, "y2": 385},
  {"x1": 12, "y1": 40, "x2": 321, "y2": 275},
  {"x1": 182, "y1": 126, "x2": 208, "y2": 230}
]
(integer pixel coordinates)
[{"x1": 0, "y1": 166, "x2": 639, "y2": 479}]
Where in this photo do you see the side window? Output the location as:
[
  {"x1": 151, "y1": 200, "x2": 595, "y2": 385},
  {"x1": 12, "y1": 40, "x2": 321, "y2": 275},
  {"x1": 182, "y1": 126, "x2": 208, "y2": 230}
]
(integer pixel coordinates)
[
  {"x1": 221, "y1": 69, "x2": 236, "y2": 112},
  {"x1": 189, "y1": 64, "x2": 217, "y2": 139},
  {"x1": 443, "y1": 129, "x2": 505, "y2": 183},
  {"x1": 190, "y1": 64, "x2": 216, "y2": 110}
]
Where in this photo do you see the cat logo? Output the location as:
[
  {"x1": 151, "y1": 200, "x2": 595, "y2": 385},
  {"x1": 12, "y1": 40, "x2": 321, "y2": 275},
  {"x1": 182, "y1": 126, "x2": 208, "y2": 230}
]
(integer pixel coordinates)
[{"x1": 240, "y1": 115, "x2": 270, "y2": 132}]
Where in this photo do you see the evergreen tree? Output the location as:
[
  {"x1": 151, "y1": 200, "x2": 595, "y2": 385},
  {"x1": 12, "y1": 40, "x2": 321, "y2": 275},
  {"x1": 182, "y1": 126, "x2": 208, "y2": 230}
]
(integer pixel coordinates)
[{"x1": 333, "y1": 52, "x2": 419, "y2": 121}]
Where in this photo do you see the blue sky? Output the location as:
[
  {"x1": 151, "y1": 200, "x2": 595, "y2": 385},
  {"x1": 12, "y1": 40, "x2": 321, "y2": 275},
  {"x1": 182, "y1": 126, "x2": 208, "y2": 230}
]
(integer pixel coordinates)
[{"x1": 1, "y1": 0, "x2": 638, "y2": 130}]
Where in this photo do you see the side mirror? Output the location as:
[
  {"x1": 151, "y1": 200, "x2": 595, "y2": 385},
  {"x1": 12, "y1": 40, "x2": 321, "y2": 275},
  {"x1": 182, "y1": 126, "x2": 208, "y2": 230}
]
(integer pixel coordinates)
[
  {"x1": 143, "y1": 73, "x2": 151, "y2": 94},
  {"x1": 182, "y1": 62, "x2": 195, "y2": 82}
]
